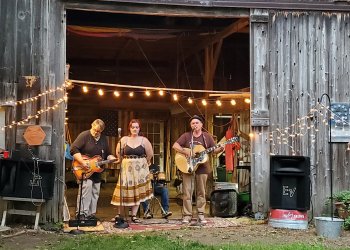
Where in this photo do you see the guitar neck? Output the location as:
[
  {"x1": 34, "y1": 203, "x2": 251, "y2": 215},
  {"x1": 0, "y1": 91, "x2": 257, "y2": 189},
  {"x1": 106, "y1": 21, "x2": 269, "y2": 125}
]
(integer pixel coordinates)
[
  {"x1": 96, "y1": 159, "x2": 115, "y2": 167},
  {"x1": 202, "y1": 144, "x2": 222, "y2": 155},
  {"x1": 200, "y1": 137, "x2": 239, "y2": 156}
]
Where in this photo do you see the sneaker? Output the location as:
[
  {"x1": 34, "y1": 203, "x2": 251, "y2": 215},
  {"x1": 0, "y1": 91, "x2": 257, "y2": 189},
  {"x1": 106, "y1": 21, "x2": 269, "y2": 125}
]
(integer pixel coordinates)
[
  {"x1": 76, "y1": 214, "x2": 86, "y2": 221},
  {"x1": 182, "y1": 216, "x2": 191, "y2": 224},
  {"x1": 143, "y1": 211, "x2": 153, "y2": 219},
  {"x1": 198, "y1": 214, "x2": 207, "y2": 224},
  {"x1": 114, "y1": 217, "x2": 129, "y2": 229},
  {"x1": 86, "y1": 214, "x2": 99, "y2": 221},
  {"x1": 162, "y1": 211, "x2": 173, "y2": 218}
]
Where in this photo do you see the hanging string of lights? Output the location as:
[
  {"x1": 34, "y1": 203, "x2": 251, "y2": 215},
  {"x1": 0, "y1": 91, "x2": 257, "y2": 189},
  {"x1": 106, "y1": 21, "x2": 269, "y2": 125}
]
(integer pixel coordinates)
[
  {"x1": 0, "y1": 96, "x2": 66, "y2": 131},
  {"x1": 68, "y1": 79, "x2": 251, "y2": 107},
  {"x1": 269, "y1": 102, "x2": 350, "y2": 155},
  {"x1": 0, "y1": 84, "x2": 68, "y2": 107}
]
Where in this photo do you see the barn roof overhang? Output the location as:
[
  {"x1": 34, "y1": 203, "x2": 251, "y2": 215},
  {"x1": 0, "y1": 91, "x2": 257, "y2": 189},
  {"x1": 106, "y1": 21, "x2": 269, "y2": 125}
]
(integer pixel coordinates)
[{"x1": 64, "y1": 0, "x2": 350, "y2": 12}]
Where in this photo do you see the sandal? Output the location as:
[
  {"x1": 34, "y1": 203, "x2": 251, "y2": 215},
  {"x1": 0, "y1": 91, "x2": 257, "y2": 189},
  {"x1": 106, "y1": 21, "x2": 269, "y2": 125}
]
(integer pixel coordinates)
[
  {"x1": 131, "y1": 215, "x2": 141, "y2": 223},
  {"x1": 111, "y1": 214, "x2": 120, "y2": 222}
]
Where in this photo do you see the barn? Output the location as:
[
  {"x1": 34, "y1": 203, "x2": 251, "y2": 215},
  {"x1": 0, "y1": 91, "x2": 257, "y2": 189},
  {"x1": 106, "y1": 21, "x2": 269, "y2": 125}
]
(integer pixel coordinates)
[{"x1": 0, "y1": 0, "x2": 350, "y2": 224}]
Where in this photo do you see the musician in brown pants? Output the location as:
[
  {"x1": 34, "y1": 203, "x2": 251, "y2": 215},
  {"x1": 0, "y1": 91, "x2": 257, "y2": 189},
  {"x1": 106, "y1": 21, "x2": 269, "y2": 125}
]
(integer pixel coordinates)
[
  {"x1": 173, "y1": 115, "x2": 224, "y2": 224},
  {"x1": 70, "y1": 119, "x2": 116, "y2": 220}
]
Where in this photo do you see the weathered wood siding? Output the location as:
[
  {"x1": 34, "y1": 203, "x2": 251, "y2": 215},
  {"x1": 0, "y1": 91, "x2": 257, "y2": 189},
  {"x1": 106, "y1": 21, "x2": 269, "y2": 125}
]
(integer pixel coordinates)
[
  {"x1": 251, "y1": 10, "x2": 350, "y2": 215},
  {"x1": 0, "y1": 0, "x2": 66, "y2": 222}
]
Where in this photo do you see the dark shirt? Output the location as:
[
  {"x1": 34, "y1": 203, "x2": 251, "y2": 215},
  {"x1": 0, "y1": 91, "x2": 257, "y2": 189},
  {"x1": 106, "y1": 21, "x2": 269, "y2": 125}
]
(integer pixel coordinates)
[
  {"x1": 124, "y1": 145, "x2": 146, "y2": 156},
  {"x1": 175, "y1": 131, "x2": 215, "y2": 174},
  {"x1": 70, "y1": 130, "x2": 111, "y2": 182}
]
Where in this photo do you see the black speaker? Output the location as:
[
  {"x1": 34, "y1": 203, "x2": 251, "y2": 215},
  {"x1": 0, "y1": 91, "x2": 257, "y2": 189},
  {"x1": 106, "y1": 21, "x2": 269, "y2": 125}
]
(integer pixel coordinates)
[
  {"x1": 270, "y1": 155, "x2": 310, "y2": 210},
  {"x1": 0, "y1": 159, "x2": 17, "y2": 196},
  {"x1": 0, "y1": 159, "x2": 55, "y2": 199},
  {"x1": 210, "y1": 182, "x2": 238, "y2": 217}
]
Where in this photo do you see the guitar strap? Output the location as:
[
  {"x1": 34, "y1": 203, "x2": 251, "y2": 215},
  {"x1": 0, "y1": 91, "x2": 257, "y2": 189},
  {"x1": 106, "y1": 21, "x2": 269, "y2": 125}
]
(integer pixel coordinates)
[{"x1": 187, "y1": 131, "x2": 208, "y2": 148}]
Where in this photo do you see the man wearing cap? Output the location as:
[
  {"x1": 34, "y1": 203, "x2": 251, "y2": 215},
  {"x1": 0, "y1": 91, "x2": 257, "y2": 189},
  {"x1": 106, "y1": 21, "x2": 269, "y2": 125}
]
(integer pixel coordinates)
[{"x1": 172, "y1": 115, "x2": 224, "y2": 224}]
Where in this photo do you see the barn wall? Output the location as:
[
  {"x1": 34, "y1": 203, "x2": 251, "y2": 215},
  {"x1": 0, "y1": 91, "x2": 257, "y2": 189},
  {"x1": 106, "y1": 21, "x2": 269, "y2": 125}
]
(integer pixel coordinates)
[
  {"x1": 251, "y1": 10, "x2": 350, "y2": 216},
  {"x1": 0, "y1": 0, "x2": 66, "y2": 222}
]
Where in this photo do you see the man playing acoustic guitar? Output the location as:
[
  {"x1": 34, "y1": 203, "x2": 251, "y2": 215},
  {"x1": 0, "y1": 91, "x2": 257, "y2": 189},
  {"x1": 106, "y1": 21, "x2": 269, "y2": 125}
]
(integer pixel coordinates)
[
  {"x1": 70, "y1": 119, "x2": 116, "y2": 221},
  {"x1": 173, "y1": 115, "x2": 224, "y2": 224}
]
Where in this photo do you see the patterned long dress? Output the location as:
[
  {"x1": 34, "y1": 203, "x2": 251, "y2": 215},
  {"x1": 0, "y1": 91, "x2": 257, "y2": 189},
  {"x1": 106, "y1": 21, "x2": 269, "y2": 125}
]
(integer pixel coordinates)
[{"x1": 111, "y1": 141, "x2": 153, "y2": 206}]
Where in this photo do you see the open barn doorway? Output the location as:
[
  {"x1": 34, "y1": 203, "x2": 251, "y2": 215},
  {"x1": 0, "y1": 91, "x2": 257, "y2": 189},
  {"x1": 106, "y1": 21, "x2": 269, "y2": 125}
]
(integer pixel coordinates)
[{"x1": 64, "y1": 7, "x2": 251, "y2": 222}]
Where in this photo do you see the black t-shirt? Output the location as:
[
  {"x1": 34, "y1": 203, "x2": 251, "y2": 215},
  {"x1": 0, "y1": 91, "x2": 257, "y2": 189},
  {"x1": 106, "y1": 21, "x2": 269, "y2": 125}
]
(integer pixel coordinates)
[{"x1": 70, "y1": 130, "x2": 111, "y2": 182}]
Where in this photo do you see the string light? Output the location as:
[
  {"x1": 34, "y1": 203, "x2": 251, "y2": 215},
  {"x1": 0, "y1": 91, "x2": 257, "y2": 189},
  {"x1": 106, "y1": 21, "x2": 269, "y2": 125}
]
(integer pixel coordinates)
[
  {"x1": 159, "y1": 90, "x2": 164, "y2": 96},
  {"x1": 129, "y1": 92, "x2": 134, "y2": 97},
  {"x1": 0, "y1": 83, "x2": 68, "y2": 107},
  {"x1": 173, "y1": 94, "x2": 178, "y2": 101},
  {"x1": 145, "y1": 90, "x2": 151, "y2": 97},
  {"x1": 83, "y1": 86, "x2": 88, "y2": 93},
  {"x1": 98, "y1": 89, "x2": 104, "y2": 96},
  {"x1": 244, "y1": 98, "x2": 251, "y2": 104},
  {"x1": 216, "y1": 100, "x2": 222, "y2": 107},
  {"x1": 270, "y1": 102, "x2": 350, "y2": 155},
  {"x1": 0, "y1": 98, "x2": 65, "y2": 130},
  {"x1": 202, "y1": 99, "x2": 207, "y2": 106},
  {"x1": 113, "y1": 91, "x2": 120, "y2": 97},
  {"x1": 188, "y1": 98, "x2": 193, "y2": 104},
  {"x1": 231, "y1": 100, "x2": 236, "y2": 106}
]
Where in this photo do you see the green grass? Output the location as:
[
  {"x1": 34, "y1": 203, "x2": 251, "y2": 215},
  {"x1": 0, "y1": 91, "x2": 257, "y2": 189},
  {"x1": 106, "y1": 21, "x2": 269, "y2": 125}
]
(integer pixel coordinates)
[{"x1": 49, "y1": 234, "x2": 330, "y2": 250}]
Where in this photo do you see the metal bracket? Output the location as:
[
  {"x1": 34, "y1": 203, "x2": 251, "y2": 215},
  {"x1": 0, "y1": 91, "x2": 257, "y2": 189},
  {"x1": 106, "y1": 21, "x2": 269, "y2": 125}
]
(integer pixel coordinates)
[{"x1": 251, "y1": 109, "x2": 269, "y2": 127}]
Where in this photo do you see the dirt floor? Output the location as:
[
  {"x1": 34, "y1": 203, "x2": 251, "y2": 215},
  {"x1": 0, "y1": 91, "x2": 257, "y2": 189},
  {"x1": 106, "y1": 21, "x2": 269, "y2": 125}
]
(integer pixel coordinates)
[{"x1": 1, "y1": 218, "x2": 350, "y2": 249}]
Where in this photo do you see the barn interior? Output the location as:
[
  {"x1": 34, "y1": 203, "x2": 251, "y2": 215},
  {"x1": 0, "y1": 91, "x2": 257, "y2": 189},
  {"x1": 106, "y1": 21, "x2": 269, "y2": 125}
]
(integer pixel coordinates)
[{"x1": 65, "y1": 9, "x2": 251, "y2": 220}]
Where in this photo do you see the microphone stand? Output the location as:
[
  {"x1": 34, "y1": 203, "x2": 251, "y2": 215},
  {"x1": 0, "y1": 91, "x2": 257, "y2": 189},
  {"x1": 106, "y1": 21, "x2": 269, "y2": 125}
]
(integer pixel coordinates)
[
  {"x1": 190, "y1": 130, "x2": 196, "y2": 215},
  {"x1": 70, "y1": 173, "x2": 85, "y2": 235},
  {"x1": 115, "y1": 133, "x2": 129, "y2": 228}
]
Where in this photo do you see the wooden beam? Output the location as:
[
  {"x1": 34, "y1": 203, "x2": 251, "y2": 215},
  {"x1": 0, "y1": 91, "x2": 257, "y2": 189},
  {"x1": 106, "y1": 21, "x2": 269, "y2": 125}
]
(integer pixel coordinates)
[
  {"x1": 209, "y1": 92, "x2": 251, "y2": 99},
  {"x1": 65, "y1": 1, "x2": 250, "y2": 18},
  {"x1": 183, "y1": 18, "x2": 249, "y2": 60}
]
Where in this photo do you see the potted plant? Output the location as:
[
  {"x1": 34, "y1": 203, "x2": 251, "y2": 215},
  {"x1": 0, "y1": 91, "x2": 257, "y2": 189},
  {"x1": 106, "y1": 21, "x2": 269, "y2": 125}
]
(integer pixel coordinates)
[{"x1": 333, "y1": 190, "x2": 350, "y2": 219}]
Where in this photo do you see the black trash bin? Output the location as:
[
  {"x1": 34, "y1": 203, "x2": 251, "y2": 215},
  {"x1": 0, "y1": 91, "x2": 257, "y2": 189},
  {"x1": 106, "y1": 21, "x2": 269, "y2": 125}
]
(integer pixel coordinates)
[{"x1": 270, "y1": 155, "x2": 310, "y2": 211}]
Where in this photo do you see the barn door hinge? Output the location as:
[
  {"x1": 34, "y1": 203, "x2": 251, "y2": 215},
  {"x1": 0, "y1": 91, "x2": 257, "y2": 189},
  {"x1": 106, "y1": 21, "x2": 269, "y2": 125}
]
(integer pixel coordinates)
[{"x1": 251, "y1": 109, "x2": 270, "y2": 127}]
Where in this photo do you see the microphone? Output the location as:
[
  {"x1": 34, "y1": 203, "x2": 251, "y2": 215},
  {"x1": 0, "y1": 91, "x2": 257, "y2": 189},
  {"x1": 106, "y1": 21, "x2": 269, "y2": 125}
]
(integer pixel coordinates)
[{"x1": 118, "y1": 128, "x2": 122, "y2": 138}]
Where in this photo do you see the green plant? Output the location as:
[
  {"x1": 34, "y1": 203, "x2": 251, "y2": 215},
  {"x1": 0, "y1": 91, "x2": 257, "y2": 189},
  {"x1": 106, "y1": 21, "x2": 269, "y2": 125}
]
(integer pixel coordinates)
[
  {"x1": 344, "y1": 216, "x2": 350, "y2": 230},
  {"x1": 333, "y1": 190, "x2": 350, "y2": 204}
]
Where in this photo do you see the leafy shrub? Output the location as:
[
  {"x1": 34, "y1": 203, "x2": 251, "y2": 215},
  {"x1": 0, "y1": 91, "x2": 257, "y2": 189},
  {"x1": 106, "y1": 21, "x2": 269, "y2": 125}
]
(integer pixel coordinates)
[
  {"x1": 344, "y1": 216, "x2": 350, "y2": 230},
  {"x1": 333, "y1": 190, "x2": 350, "y2": 204}
]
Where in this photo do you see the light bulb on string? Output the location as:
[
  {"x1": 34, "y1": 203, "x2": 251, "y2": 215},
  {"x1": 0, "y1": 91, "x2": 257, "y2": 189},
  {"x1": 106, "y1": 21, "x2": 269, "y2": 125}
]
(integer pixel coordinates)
[
  {"x1": 188, "y1": 98, "x2": 193, "y2": 104},
  {"x1": 145, "y1": 90, "x2": 151, "y2": 97},
  {"x1": 83, "y1": 86, "x2": 88, "y2": 93},
  {"x1": 244, "y1": 98, "x2": 251, "y2": 104},
  {"x1": 113, "y1": 91, "x2": 120, "y2": 97},
  {"x1": 216, "y1": 100, "x2": 222, "y2": 107},
  {"x1": 98, "y1": 89, "x2": 104, "y2": 96},
  {"x1": 201, "y1": 99, "x2": 207, "y2": 106},
  {"x1": 230, "y1": 99, "x2": 236, "y2": 106},
  {"x1": 159, "y1": 90, "x2": 164, "y2": 96},
  {"x1": 173, "y1": 94, "x2": 178, "y2": 101},
  {"x1": 129, "y1": 92, "x2": 134, "y2": 97}
]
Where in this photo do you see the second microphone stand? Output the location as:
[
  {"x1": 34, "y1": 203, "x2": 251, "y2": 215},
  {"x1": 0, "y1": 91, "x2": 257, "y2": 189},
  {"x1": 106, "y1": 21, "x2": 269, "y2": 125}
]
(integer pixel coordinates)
[{"x1": 115, "y1": 134, "x2": 129, "y2": 228}]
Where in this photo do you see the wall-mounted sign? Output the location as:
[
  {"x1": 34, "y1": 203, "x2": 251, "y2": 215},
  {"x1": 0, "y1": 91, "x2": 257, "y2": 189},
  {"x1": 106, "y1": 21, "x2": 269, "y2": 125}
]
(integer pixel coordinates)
[{"x1": 330, "y1": 103, "x2": 350, "y2": 142}]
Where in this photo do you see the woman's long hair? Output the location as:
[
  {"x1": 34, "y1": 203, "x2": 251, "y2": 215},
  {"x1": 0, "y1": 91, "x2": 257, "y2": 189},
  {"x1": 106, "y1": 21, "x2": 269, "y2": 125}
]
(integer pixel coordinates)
[{"x1": 128, "y1": 119, "x2": 142, "y2": 136}]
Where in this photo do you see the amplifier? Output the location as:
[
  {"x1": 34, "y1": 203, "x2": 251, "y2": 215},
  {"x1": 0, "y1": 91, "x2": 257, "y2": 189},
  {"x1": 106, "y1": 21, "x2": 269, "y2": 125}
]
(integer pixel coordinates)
[{"x1": 210, "y1": 182, "x2": 238, "y2": 217}]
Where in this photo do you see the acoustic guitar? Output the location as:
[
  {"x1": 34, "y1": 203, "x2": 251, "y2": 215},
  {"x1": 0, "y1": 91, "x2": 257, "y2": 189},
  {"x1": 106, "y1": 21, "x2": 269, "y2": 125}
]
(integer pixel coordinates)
[
  {"x1": 175, "y1": 137, "x2": 239, "y2": 174},
  {"x1": 72, "y1": 155, "x2": 116, "y2": 180}
]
